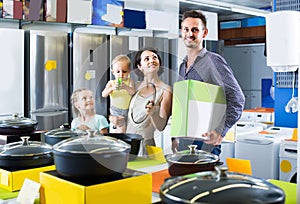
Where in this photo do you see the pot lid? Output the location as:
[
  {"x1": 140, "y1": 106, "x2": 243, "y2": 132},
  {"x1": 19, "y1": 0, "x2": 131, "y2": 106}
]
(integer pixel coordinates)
[
  {"x1": 0, "y1": 113, "x2": 38, "y2": 129},
  {"x1": 165, "y1": 145, "x2": 219, "y2": 165},
  {"x1": 45, "y1": 124, "x2": 78, "y2": 138},
  {"x1": 0, "y1": 136, "x2": 52, "y2": 157},
  {"x1": 53, "y1": 131, "x2": 131, "y2": 154},
  {"x1": 160, "y1": 167, "x2": 285, "y2": 204}
]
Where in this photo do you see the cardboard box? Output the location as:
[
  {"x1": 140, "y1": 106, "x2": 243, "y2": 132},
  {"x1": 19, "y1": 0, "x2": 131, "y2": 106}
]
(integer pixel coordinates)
[
  {"x1": 220, "y1": 20, "x2": 241, "y2": 29},
  {"x1": 171, "y1": 80, "x2": 226, "y2": 137},
  {"x1": 40, "y1": 169, "x2": 152, "y2": 204},
  {"x1": 241, "y1": 17, "x2": 265, "y2": 27},
  {"x1": 0, "y1": 165, "x2": 55, "y2": 191}
]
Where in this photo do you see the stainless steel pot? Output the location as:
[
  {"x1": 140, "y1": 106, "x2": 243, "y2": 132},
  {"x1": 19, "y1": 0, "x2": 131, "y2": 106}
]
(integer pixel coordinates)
[
  {"x1": 160, "y1": 167, "x2": 285, "y2": 204},
  {"x1": 52, "y1": 130, "x2": 131, "y2": 179},
  {"x1": 0, "y1": 113, "x2": 38, "y2": 135},
  {"x1": 0, "y1": 136, "x2": 53, "y2": 170},
  {"x1": 165, "y1": 145, "x2": 222, "y2": 176}
]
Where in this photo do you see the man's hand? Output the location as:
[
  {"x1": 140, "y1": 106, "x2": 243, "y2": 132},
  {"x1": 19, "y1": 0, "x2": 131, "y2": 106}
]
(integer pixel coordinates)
[{"x1": 201, "y1": 130, "x2": 223, "y2": 146}]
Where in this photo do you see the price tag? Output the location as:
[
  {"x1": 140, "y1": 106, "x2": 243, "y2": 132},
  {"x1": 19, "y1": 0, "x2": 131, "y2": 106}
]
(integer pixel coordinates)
[
  {"x1": 1, "y1": 172, "x2": 9, "y2": 186},
  {"x1": 16, "y1": 179, "x2": 40, "y2": 204}
]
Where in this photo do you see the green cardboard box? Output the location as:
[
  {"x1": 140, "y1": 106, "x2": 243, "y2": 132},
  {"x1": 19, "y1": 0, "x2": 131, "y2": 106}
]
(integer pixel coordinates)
[{"x1": 171, "y1": 80, "x2": 226, "y2": 138}]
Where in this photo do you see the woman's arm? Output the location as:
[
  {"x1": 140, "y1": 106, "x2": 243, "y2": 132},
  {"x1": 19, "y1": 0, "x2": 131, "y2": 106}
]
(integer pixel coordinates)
[
  {"x1": 147, "y1": 85, "x2": 173, "y2": 131},
  {"x1": 121, "y1": 78, "x2": 136, "y2": 96}
]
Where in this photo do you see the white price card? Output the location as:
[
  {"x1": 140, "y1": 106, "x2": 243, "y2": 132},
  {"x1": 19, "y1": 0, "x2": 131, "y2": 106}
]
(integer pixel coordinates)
[{"x1": 16, "y1": 179, "x2": 40, "y2": 204}]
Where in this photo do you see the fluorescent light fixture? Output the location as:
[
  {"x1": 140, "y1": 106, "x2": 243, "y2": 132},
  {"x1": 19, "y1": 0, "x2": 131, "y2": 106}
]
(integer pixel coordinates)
[
  {"x1": 180, "y1": 0, "x2": 231, "y2": 11},
  {"x1": 231, "y1": 7, "x2": 270, "y2": 17},
  {"x1": 180, "y1": 0, "x2": 270, "y2": 17}
]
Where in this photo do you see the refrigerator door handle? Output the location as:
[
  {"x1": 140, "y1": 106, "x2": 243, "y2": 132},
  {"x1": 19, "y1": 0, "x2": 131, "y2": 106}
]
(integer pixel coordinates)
[{"x1": 31, "y1": 108, "x2": 68, "y2": 114}]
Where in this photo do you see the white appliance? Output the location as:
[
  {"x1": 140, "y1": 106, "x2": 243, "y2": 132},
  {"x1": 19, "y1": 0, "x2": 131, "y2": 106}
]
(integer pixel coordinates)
[
  {"x1": 235, "y1": 127, "x2": 294, "y2": 180},
  {"x1": 279, "y1": 140, "x2": 297, "y2": 183},
  {"x1": 155, "y1": 117, "x2": 173, "y2": 154},
  {"x1": 220, "y1": 121, "x2": 267, "y2": 166},
  {"x1": 0, "y1": 28, "x2": 24, "y2": 116},
  {"x1": 240, "y1": 109, "x2": 274, "y2": 123}
]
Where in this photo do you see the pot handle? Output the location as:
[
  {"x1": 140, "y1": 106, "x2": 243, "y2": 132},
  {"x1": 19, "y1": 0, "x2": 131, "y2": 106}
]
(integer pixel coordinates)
[
  {"x1": 86, "y1": 129, "x2": 96, "y2": 138},
  {"x1": 215, "y1": 166, "x2": 228, "y2": 181},
  {"x1": 20, "y1": 136, "x2": 30, "y2": 146},
  {"x1": 188, "y1": 145, "x2": 197, "y2": 154},
  {"x1": 12, "y1": 113, "x2": 20, "y2": 119}
]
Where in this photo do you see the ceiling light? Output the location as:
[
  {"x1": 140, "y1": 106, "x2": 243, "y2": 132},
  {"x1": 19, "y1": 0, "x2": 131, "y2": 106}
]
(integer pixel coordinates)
[
  {"x1": 180, "y1": 0, "x2": 271, "y2": 17},
  {"x1": 231, "y1": 7, "x2": 269, "y2": 17},
  {"x1": 180, "y1": 0, "x2": 231, "y2": 11}
]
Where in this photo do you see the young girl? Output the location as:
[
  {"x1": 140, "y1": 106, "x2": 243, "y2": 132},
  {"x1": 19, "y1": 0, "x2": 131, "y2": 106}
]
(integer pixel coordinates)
[
  {"x1": 102, "y1": 55, "x2": 135, "y2": 133},
  {"x1": 71, "y1": 88, "x2": 109, "y2": 134}
]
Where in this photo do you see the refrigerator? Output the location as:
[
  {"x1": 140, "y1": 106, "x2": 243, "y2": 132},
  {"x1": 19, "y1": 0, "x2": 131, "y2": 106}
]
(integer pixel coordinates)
[
  {"x1": 72, "y1": 28, "x2": 178, "y2": 119},
  {"x1": 25, "y1": 30, "x2": 70, "y2": 131},
  {"x1": 0, "y1": 28, "x2": 24, "y2": 117},
  {"x1": 72, "y1": 27, "x2": 112, "y2": 117}
]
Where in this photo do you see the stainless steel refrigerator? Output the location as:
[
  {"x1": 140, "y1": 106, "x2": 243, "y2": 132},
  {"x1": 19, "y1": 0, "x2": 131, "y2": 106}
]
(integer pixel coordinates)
[
  {"x1": 72, "y1": 27, "x2": 111, "y2": 117},
  {"x1": 25, "y1": 30, "x2": 70, "y2": 131}
]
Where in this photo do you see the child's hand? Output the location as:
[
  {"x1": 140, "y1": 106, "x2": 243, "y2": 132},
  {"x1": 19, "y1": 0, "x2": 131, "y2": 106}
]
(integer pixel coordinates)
[
  {"x1": 109, "y1": 81, "x2": 118, "y2": 91},
  {"x1": 77, "y1": 124, "x2": 90, "y2": 131}
]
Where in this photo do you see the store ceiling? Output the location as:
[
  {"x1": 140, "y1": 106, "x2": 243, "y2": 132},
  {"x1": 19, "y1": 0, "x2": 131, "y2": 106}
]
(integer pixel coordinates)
[{"x1": 179, "y1": 0, "x2": 272, "y2": 21}]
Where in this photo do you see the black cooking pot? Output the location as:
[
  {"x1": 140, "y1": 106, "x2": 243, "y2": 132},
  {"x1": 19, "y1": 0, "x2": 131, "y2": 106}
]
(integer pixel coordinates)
[
  {"x1": 0, "y1": 136, "x2": 53, "y2": 170},
  {"x1": 44, "y1": 124, "x2": 79, "y2": 146},
  {"x1": 52, "y1": 131, "x2": 131, "y2": 179},
  {"x1": 165, "y1": 145, "x2": 222, "y2": 176},
  {"x1": 103, "y1": 133, "x2": 143, "y2": 161},
  {"x1": 160, "y1": 167, "x2": 285, "y2": 204},
  {"x1": 0, "y1": 114, "x2": 38, "y2": 135}
]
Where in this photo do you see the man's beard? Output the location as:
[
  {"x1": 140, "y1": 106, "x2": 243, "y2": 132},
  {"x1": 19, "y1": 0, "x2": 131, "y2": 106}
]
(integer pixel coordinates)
[{"x1": 184, "y1": 38, "x2": 198, "y2": 48}]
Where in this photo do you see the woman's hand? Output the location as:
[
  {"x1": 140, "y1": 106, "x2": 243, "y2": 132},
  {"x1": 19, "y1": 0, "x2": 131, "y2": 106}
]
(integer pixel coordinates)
[{"x1": 145, "y1": 100, "x2": 158, "y2": 116}]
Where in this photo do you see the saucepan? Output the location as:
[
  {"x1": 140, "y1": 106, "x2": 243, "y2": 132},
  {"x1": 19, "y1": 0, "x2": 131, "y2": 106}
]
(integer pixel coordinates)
[
  {"x1": 0, "y1": 136, "x2": 53, "y2": 170},
  {"x1": 52, "y1": 130, "x2": 131, "y2": 179},
  {"x1": 44, "y1": 123, "x2": 79, "y2": 146},
  {"x1": 160, "y1": 166, "x2": 285, "y2": 204},
  {"x1": 0, "y1": 113, "x2": 38, "y2": 135},
  {"x1": 103, "y1": 133, "x2": 143, "y2": 161},
  {"x1": 165, "y1": 145, "x2": 222, "y2": 176}
]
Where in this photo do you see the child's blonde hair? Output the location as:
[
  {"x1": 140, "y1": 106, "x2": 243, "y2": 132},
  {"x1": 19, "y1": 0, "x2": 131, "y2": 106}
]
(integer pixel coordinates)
[
  {"x1": 111, "y1": 54, "x2": 131, "y2": 70},
  {"x1": 71, "y1": 88, "x2": 95, "y2": 117}
]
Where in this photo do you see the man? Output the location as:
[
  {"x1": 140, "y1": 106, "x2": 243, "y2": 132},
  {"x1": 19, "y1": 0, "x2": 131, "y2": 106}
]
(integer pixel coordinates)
[{"x1": 172, "y1": 10, "x2": 245, "y2": 155}]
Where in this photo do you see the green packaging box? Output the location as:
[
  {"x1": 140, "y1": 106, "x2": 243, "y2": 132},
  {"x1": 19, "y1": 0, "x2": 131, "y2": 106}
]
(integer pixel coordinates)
[{"x1": 171, "y1": 80, "x2": 226, "y2": 138}]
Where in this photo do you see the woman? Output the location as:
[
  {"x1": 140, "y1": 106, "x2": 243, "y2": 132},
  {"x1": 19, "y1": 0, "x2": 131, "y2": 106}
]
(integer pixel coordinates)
[{"x1": 126, "y1": 48, "x2": 173, "y2": 156}]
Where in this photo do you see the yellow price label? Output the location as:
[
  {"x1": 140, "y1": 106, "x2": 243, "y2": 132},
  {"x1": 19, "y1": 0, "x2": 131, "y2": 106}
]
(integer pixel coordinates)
[
  {"x1": 45, "y1": 60, "x2": 57, "y2": 71},
  {"x1": 85, "y1": 72, "x2": 92, "y2": 80}
]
